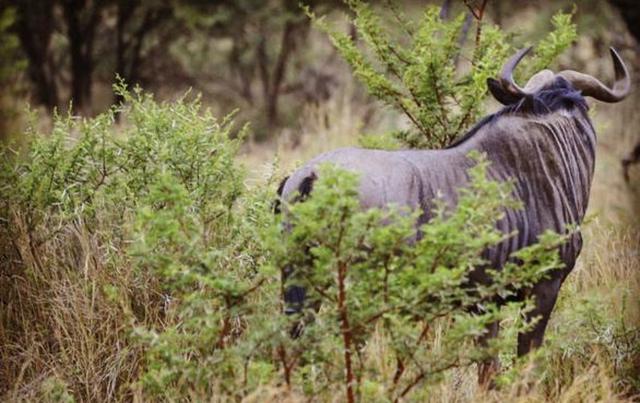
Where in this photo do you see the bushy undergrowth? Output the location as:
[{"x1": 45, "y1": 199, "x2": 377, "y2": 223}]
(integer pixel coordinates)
[
  {"x1": 0, "y1": 82, "x2": 581, "y2": 401},
  {"x1": 267, "y1": 159, "x2": 571, "y2": 402},
  {"x1": 1, "y1": 80, "x2": 638, "y2": 401},
  {"x1": 0, "y1": 85, "x2": 269, "y2": 401}
]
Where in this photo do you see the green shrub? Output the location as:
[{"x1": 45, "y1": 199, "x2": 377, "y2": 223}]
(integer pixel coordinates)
[
  {"x1": 4, "y1": 2, "x2": 630, "y2": 401},
  {"x1": 268, "y1": 154, "x2": 567, "y2": 401},
  {"x1": 0, "y1": 83, "x2": 568, "y2": 401},
  {"x1": 307, "y1": 1, "x2": 576, "y2": 149},
  {"x1": 0, "y1": 84, "x2": 271, "y2": 400}
]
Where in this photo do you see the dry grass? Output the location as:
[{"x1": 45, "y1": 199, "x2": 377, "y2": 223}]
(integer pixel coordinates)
[
  {"x1": 0, "y1": 211, "x2": 161, "y2": 401},
  {"x1": 238, "y1": 81, "x2": 384, "y2": 181}
]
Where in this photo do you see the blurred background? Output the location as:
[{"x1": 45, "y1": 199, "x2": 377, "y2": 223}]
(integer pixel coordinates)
[{"x1": 0, "y1": 1, "x2": 636, "y2": 146}]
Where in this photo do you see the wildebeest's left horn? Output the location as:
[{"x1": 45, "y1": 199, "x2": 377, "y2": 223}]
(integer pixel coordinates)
[
  {"x1": 558, "y1": 47, "x2": 631, "y2": 103},
  {"x1": 499, "y1": 47, "x2": 534, "y2": 99}
]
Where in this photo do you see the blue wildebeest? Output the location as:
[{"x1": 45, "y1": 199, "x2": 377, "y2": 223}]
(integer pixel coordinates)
[{"x1": 275, "y1": 47, "x2": 631, "y2": 381}]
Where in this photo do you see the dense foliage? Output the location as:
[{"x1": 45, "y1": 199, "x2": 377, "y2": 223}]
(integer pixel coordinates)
[
  {"x1": 268, "y1": 160, "x2": 570, "y2": 401},
  {"x1": 0, "y1": 85, "x2": 267, "y2": 400},
  {"x1": 0, "y1": 81, "x2": 579, "y2": 401}
]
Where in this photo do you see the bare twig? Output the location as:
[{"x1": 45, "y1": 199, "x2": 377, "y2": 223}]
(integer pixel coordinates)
[
  {"x1": 395, "y1": 360, "x2": 460, "y2": 401},
  {"x1": 338, "y1": 262, "x2": 355, "y2": 403},
  {"x1": 454, "y1": 13, "x2": 474, "y2": 66},
  {"x1": 277, "y1": 344, "x2": 292, "y2": 387},
  {"x1": 386, "y1": 0, "x2": 415, "y2": 36},
  {"x1": 464, "y1": 0, "x2": 489, "y2": 58}
]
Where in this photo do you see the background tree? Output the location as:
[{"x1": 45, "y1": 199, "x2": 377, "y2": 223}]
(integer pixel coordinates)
[
  {"x1": 112, "y1": 0, "x2": 173, "y2": 105},
  {"x1": 609, "y1": 0, "x2": 640, "y2": 175},
  {"x1": 9, "y1": 0, "x2": 57, "y2": 110},
  {"x1": 2, "y1": 0, "x2": 342, "y2": 127},
  {"x1": 0, "y1": 6, "x2": 25, "y2": 138},
  {"x1": 171, "y1": 0, "x2": 343, "y2": 136},
  {"x1": 0, "y1": 0, "x2": 639, "y2": 401},
  {"x1": 609, "y1": 0, "x2": 640, "y2": 44}
]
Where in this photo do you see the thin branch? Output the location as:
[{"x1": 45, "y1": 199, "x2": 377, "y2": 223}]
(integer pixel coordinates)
[
  {"x1": 278, "y1": 344, "x2": 292, "y2": 387},
  {"x1": 464, "y1": 0, "x2": 489, "y2": 61},
  {"x1": 392, "y1": 357, "x2": 405, "y2": 385},
  {"x1": 385, "y1": 0, "x2": 415, "y2": 36},
  {"x1": 338, "y1": 260, "x2": 355, "y2": 403},
  {"x1": 427, "y1": 63, "x2": 450, "y2": 142},
  {"x1": 454, "y1": 12, "x2": 474, "y2": 66},
  {"x1": 395, "y1": 98, "x2": 428, "y2": 137},
  {"x1": 299, "y1": 270, "x2": 336, "y2": 303}
]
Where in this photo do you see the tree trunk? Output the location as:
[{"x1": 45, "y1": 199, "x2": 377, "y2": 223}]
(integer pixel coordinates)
[
  {"x1": 265, "y1": 19, "x2": 308, "y2": 127},
  {"x1": 114, "y1": 2, "x2": 170, "y2": 107},
  {"x1": 609, "y1": 0, "x2": 640, "y2": 45},
  {"x1": 63, "y1": 0, "x2": 101, "y2": 115},
  {"x1": 115, "y1": 0, "x2": 133, "y2": 106},
  {"x1": 14, "y1": 0, "x2": 58, "y2": 110}
]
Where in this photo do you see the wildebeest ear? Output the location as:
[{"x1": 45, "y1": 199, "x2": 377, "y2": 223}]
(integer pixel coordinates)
[{"x1": 487, "y1": 77, "x2": 521, "y2": 105}]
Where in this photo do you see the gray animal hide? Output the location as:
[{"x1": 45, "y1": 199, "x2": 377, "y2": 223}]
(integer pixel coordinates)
[{"x1": 281, "y1": 108, "x2": 595, "y2": 276}]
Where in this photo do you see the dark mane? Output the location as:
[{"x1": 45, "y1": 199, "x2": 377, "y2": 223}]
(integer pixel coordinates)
[{"x1": 446, "y1": 77, "x2": 588, "y2": 149}]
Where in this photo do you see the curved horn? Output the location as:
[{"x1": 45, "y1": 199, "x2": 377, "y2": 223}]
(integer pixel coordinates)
[
  {"x1": 558, "y1": 47, "x2": 631, "y2": 103},
  {"x1": 499, "y1": 47, "x2": 534, "y2": 99}
]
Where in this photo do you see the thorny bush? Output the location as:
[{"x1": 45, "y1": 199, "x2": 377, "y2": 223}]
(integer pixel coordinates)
[
  {"x1": 0, "y1": 83, "x2": 568, "y2": 401},
  {"x1": 268, "y1": 157, "x2": 567, "y2": 402}
]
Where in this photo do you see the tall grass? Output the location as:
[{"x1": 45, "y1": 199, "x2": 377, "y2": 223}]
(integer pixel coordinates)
[{"x1": 0, "y1": 215, "x2": 150, "y2": 401}]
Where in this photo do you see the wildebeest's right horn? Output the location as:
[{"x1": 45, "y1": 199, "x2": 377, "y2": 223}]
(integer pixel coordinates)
[
  {"x1": 558, "y1": 47, "x2": 631, "y2": 103},
  {"x1": 499, "y1": 47, "x2": 535, "y2": 99}
]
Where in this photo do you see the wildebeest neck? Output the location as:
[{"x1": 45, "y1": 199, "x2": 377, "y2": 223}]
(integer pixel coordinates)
[
  {"x1": 461, "y1": 108, "x2": 596, "y2": 217},
  {"x1": 451, "y1": 107, "x2": 596, "y2": 267}
]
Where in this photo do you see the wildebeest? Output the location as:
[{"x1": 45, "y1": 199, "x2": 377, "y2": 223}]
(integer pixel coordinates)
[{"x1": 275, "y1": 47, "x2": 630, "y2": 377}]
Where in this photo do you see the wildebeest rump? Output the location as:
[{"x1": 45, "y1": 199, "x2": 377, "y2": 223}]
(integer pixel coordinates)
[{"x1": 276, "y1": 48, "x2": 631, "y2": 364}]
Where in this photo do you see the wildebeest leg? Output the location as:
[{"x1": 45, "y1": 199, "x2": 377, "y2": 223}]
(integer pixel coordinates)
[
  {"x1": 282, "y1": 265, "x2": 308, "y2": 337},
  {"x1": 283, "y1": 265, "x2": 322, "y2": 338},
  {"x1": 279, "y1": 173, "x2": 320, "y2": 338},
  {"x1": 283, "y1": 266, "x2": 305, "y2": 315},
  {"x1": 284, "y1": 286, "x2": 308, "y2": 339},
  {"x1": 517, "y1": 276, "x2": 563, "y2": 356},
  {"x1": 477, "y1": 320, "x2": 500, "y2": 388}
]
